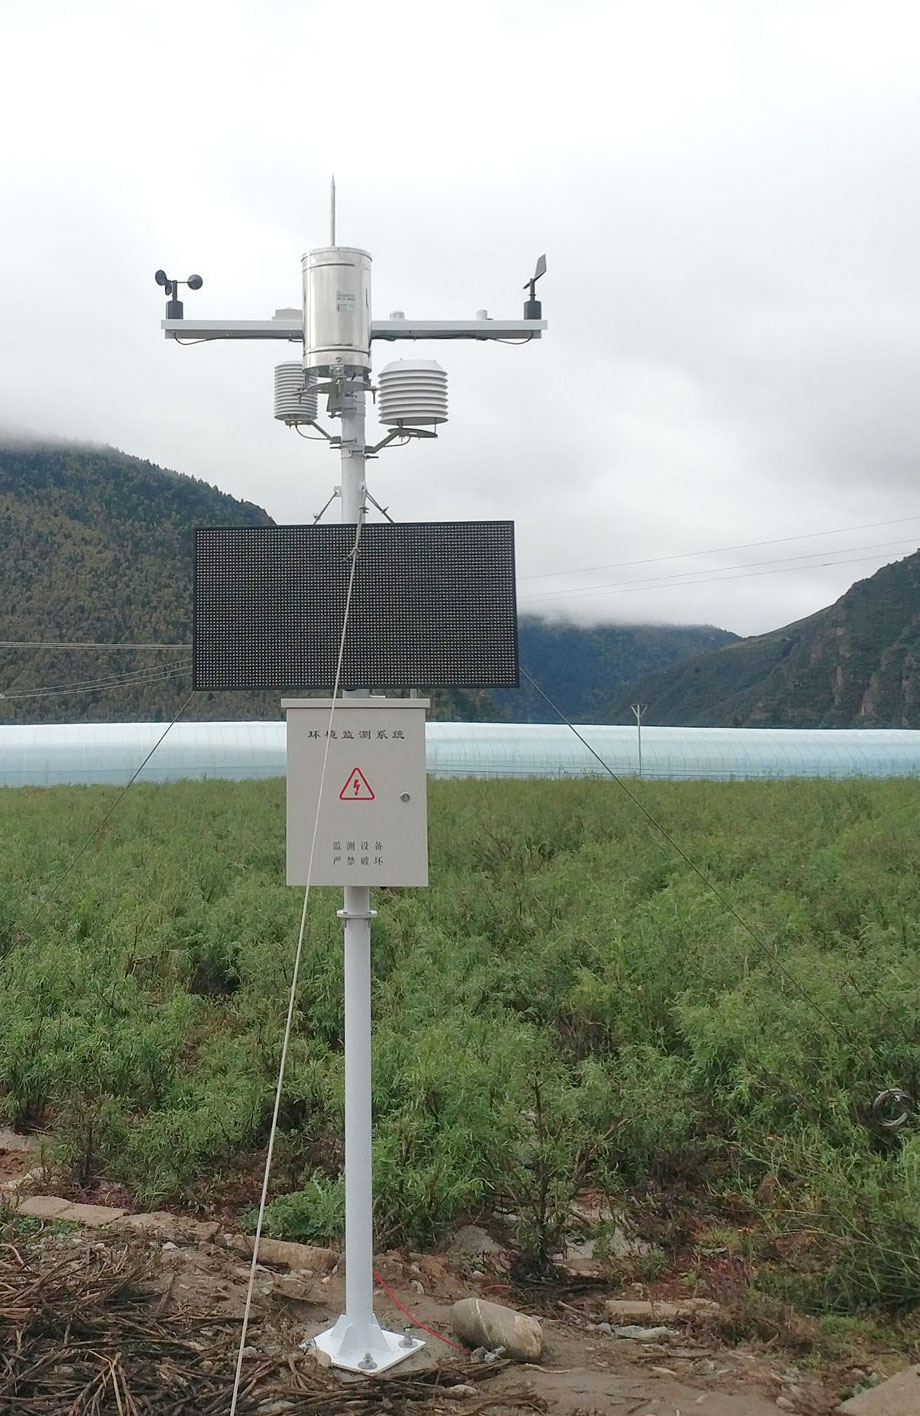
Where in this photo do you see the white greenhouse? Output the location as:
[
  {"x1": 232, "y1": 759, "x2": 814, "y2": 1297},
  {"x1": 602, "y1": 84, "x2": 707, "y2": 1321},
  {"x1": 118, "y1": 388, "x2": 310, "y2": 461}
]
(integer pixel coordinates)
[{"x1": 1, "y1": 721, "x2": 919, "y2": 788}]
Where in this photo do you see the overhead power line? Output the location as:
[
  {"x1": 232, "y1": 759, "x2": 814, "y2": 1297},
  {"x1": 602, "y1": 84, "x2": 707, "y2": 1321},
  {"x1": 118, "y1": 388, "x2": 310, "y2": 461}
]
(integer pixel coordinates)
[
  {"x1": 3, "y1": 519, "x2": 919, "y2": 653},
  {"x1": 518, "y1": 512, "x2": 920, "y2": 584},
  {"x1": 518, "y1": 541, "x2": 919, "y2": 605},
  {"x1": 0, "y1": 641, "x2": 189, "y2": 649},
  {"x1": 0, "y1": 661, "x2": 191, "y2": 701}
]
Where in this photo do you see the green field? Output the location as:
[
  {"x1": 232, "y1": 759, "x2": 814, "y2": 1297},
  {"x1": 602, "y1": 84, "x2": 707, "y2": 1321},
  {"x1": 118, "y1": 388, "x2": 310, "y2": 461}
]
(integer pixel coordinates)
[{"x1": 2, "y1": 775, "x2": 920, "y2": 1314}]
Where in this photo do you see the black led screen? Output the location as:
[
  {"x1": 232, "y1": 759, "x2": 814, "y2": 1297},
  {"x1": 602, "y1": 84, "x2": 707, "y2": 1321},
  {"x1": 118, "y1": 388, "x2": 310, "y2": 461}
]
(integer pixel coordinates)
[{"x1": 193, "y1": 521, "x2": 518, "y2": 690}]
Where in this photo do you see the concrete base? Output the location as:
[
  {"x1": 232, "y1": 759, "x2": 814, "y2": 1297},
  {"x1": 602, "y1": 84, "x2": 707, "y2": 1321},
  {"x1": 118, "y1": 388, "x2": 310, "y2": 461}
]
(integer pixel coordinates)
[{"x1": 311, "y1": 1312, "x2": 425, "y2": 1374}]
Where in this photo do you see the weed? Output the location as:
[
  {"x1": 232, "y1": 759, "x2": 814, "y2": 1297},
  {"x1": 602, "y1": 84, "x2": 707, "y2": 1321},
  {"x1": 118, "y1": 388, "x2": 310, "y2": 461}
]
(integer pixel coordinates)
[
  {"x1": 250, "y1": 1175, "x2": 344, "y2": 1244},
  {"x1": 1, "y1": 776, "x2": 920, "y2": 1313}
]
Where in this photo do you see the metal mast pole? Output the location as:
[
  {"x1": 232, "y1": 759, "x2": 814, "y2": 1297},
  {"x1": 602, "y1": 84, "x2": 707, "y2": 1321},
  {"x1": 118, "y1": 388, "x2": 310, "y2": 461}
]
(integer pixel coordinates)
[
  {"x1": 298, "y1": 234, "x2": 422, "y2": 1374},
  {"x1": 158, "y1": 222, "x2": 546, "y2": 1378},
  {"x1": 630, "y1": 703, "x2": 646, "y2": 778},
  {"x1": 334, "y1": 376, "x2": 380, "y2": 1363},
  {"x1": 315, "y1": 322, "x2": 421, "y2": 1373}
]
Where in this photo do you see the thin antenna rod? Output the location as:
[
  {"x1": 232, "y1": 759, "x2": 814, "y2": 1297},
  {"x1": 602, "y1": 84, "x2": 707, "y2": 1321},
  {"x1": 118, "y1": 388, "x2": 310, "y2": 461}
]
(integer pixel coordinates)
[{"x1": 330, "y1": 174, "x2": 336, "y2": 246}]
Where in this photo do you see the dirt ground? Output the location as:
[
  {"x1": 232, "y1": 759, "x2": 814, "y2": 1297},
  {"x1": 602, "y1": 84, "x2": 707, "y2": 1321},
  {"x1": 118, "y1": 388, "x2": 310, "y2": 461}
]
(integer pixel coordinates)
[
  {"x1": 0, "y1": 1219, "x2": 854, "y2": 1414},
  {"x1": 0, "y1": 1132, "x2": 879, "y2": 1414}
]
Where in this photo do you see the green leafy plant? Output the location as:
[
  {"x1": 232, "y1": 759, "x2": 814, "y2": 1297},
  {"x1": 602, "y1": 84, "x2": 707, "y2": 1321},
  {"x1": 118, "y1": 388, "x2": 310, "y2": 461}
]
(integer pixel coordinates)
[
  {"x1": 251, "y1": 1175, "x2": 344, "y2": 1244},
  {"x1": 2, "y1": 774, "x2": 920, "y2": 1315}
]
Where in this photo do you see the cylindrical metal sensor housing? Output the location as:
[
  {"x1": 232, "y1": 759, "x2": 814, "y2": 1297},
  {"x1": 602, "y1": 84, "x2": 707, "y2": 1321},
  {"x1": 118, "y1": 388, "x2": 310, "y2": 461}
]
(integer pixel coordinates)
[{"x1": 302, "y1": 246, "x2": 372, "y2": 375}]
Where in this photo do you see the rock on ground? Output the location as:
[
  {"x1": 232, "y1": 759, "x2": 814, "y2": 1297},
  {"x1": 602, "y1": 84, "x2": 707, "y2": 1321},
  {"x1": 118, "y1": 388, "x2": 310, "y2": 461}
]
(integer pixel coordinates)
[
  {"x1": 451, "y1": 1297, "x2": 543, "y2": 1362},
  {"x1": 837, "y1": 1364, "x2": 920, "y2": 1416},
  {"x1": 604, "y1": 1297, "x2": 723, "y2": 1322}
]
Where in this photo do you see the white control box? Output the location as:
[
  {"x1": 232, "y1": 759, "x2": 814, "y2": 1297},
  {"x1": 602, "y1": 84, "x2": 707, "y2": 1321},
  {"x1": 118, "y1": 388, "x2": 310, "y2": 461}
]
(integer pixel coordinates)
[{"x1": 284, "y1": 698, "x2": 429, "y2": 887}]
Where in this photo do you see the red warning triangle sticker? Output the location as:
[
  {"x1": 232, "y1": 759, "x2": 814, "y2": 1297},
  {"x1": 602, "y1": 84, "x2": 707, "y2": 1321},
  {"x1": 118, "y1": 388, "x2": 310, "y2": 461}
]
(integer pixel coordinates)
[{"x1": 339, "y1": 767, "x2": 375, "y2": 801}]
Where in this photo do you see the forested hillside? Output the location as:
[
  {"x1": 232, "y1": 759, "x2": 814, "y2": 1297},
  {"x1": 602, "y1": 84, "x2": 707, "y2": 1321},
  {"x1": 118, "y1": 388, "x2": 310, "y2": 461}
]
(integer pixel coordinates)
[
  {"x1": 495, "y1": 617, "x2": 738, "y2": 722},
  {"x1": 0, "y1": 440, "x2": 283, "y2": 723},
  {"x1": 0, "y1": 439, "x2": 739, "y2": 726},
  {"x1": 611, "y1": 551, "x2": 920, "y2": 727}
]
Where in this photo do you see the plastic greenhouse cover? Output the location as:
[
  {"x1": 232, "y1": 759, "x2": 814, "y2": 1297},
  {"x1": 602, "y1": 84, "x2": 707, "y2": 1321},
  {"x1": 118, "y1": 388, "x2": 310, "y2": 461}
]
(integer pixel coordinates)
[{"x1": 0, "y1": 722, "x2": 919, "y2": 788}]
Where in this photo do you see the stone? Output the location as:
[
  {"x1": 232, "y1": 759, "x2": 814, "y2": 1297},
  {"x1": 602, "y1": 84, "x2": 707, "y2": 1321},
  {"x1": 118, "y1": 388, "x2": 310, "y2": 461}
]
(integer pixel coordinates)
[
  {"x1": 837, "y1": 1365, "x2": 920, "y2": 1415},
  {"x1": 570, "y1": 1195, "x2": 616, "y2": 1226},
  {"x1": 54, "y1": 1202, "x2": 125, "y2": 1227},
  {"x1": 604, "y1": 1298, "x2": 723, "y2": 1322},
  {"x1": 0, "y1": 1128, "x2": 32, "y2": 1152},
  {"x1": 451, "y1": 1297, "x2": 543, "y2": 1363},
  {"x1": 271, "y1": 1271, "x2": 319, "y2": 1302},
  {"x1": 561, "y1": 1237, "x2": 598, "y2": 1261},
  {"x1": 446, "y1": 1225, "x2": 509, "y2": 1269},
  {"x1": 231, "y1": 1263, "x2": 274, "y2": 1294},
  {"x1": 556, "y1": 1246, "x2": 607, "y2": 1279},
  {"x1": 562, "y1": 1260, "x2": 607, "y2": 1280},
  {"x1": 565, "y1": 1198, "x2": 651, "y2": 1260},
  {"x1": 16, "y1": 1195, "x2": 72, "y2": 1220},
  {"x1": 223, "y1": 1235, "x2": 339, "y2": 1272},
  {"x1": 0, "y1": 1166, "x2": 45, "y2": 1194},
  {"x1": 116, "y1": 1211, "x2": 220, "y2": 1243},
  {"x1": 603, "y1": 1225, "x2": 652, "y2": 1259},
  {"x1": 614, "y1": 1325, "x2": 674, "y2": 1341}
]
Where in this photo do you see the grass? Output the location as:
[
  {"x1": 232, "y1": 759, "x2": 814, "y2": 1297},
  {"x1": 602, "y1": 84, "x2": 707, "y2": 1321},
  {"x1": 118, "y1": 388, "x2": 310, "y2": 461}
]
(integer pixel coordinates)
[{"x1": 1, "y1": 775, "x2": 920, "y2": 1311}]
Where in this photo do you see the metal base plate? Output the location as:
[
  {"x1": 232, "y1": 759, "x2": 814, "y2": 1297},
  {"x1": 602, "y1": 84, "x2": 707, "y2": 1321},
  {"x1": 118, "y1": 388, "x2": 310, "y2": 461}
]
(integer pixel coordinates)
[{"x1": 311, "y1": 1313, "x2": 425, "y2": 1374}]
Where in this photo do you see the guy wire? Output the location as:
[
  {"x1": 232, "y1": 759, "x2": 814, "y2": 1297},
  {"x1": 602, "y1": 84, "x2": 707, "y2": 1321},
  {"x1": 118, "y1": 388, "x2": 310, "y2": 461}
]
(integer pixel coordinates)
[
  {"x1": 18, "y1": 690, "x2": 195, "y2": 940},
  {"x1": 518, "y1": 667, "x2": 899, "y2": 1064},
  {"x1": 229, "y1": 504, "x2": 366, "y2": 1413}
]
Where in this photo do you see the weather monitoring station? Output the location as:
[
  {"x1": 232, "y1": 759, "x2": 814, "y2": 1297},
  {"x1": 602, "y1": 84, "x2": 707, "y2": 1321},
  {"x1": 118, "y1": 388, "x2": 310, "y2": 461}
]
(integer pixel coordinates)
[{"x1": 157, "y1": 184, "x2": 546, "y2": 1379}]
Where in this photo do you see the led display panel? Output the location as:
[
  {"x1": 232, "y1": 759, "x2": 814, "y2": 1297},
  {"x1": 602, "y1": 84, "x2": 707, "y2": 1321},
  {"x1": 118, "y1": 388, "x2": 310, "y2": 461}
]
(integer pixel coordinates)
[{"x1": 193, "y1": 521, "x2": 518, "y2": 690}]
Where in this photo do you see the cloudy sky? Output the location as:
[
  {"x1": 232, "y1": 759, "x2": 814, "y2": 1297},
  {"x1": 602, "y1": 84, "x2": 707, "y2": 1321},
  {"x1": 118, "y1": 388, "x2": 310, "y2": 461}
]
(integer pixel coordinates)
[{"x1": 2, "y1": 0, "x2": 919, "y2": 637}]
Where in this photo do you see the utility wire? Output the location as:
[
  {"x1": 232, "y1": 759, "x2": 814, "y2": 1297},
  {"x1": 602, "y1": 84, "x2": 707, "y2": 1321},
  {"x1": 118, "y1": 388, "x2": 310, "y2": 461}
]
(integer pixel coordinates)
[
  {"x1": 18, "y1": 692, "x2": 195, "y2": 940},
  {"x1": 518, "y1": 512, "x2": 920, "y2": 583},
  {"x1": 229, "y1": 507, "x2": 366, "y2": 1415},
  {"x1": 519, "y1": 667, "x2": 873, "y2": 1055},
  {"x1": 0, "y1": 641, "x2": 190, "y2": 650},
  {"x1": 519, "y1": 542, "x2": 919, "y2": 605},
  {"x1": 0, "y1": 662, "x2": 191, "y2": 701},
  {"x1": 523, "y1": 669, "x2": 920, "y2": 1109},
  {"x1": 536, "y1": 536, "x2": 917, "y2": 592}
]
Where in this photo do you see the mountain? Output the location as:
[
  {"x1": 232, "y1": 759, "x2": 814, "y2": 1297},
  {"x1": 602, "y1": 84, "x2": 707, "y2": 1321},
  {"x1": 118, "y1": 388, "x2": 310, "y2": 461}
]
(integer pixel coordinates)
[
  {"x1": 0, "y1": 439, "x2": 739, "y2": 727},
  {"x1": 0, "y1": 439, "x2": 282, "y2": 723},
  {"x1": 608, "y1": 551, "x2": 920, "y2": 728},
  {"x1": 493, "y1": 617, "x2": 739, "y2": 723},
  {"x1": 0, "y1": 440, "x2": 496, "y2": 724}
]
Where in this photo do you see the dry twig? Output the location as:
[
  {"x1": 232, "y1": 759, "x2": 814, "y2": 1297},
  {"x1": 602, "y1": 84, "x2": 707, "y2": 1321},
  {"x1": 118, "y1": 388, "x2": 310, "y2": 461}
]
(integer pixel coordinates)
[{"x1": 0, "y1": 1232, "x2": 544, "y2": 1414}]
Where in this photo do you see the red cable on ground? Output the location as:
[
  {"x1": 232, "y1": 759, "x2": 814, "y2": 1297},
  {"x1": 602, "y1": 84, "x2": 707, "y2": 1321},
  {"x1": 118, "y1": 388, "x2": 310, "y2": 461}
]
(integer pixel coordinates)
[{"x1": 372, "y1": 1270, "x2": 469, "y2": 1353}]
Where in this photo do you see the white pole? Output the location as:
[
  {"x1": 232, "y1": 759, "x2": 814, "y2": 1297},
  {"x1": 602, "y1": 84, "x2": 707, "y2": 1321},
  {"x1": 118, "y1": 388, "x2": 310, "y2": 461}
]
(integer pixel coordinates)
[
  {"x1": 339, "y1": 379, "x2": 365, "y2": 525},
  {"x1": 339, "y1": 378, "x2": 376, "y2": 1338},
  {"x1": 313, "y1": 375, "x2": 421, "y2": 1371},
  {"x1": 340, "y1": 886, "x2": 374, "y2": 1329},
  {"x1": 631, "y1": 703, "x2": 646, "y2": 778}
]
